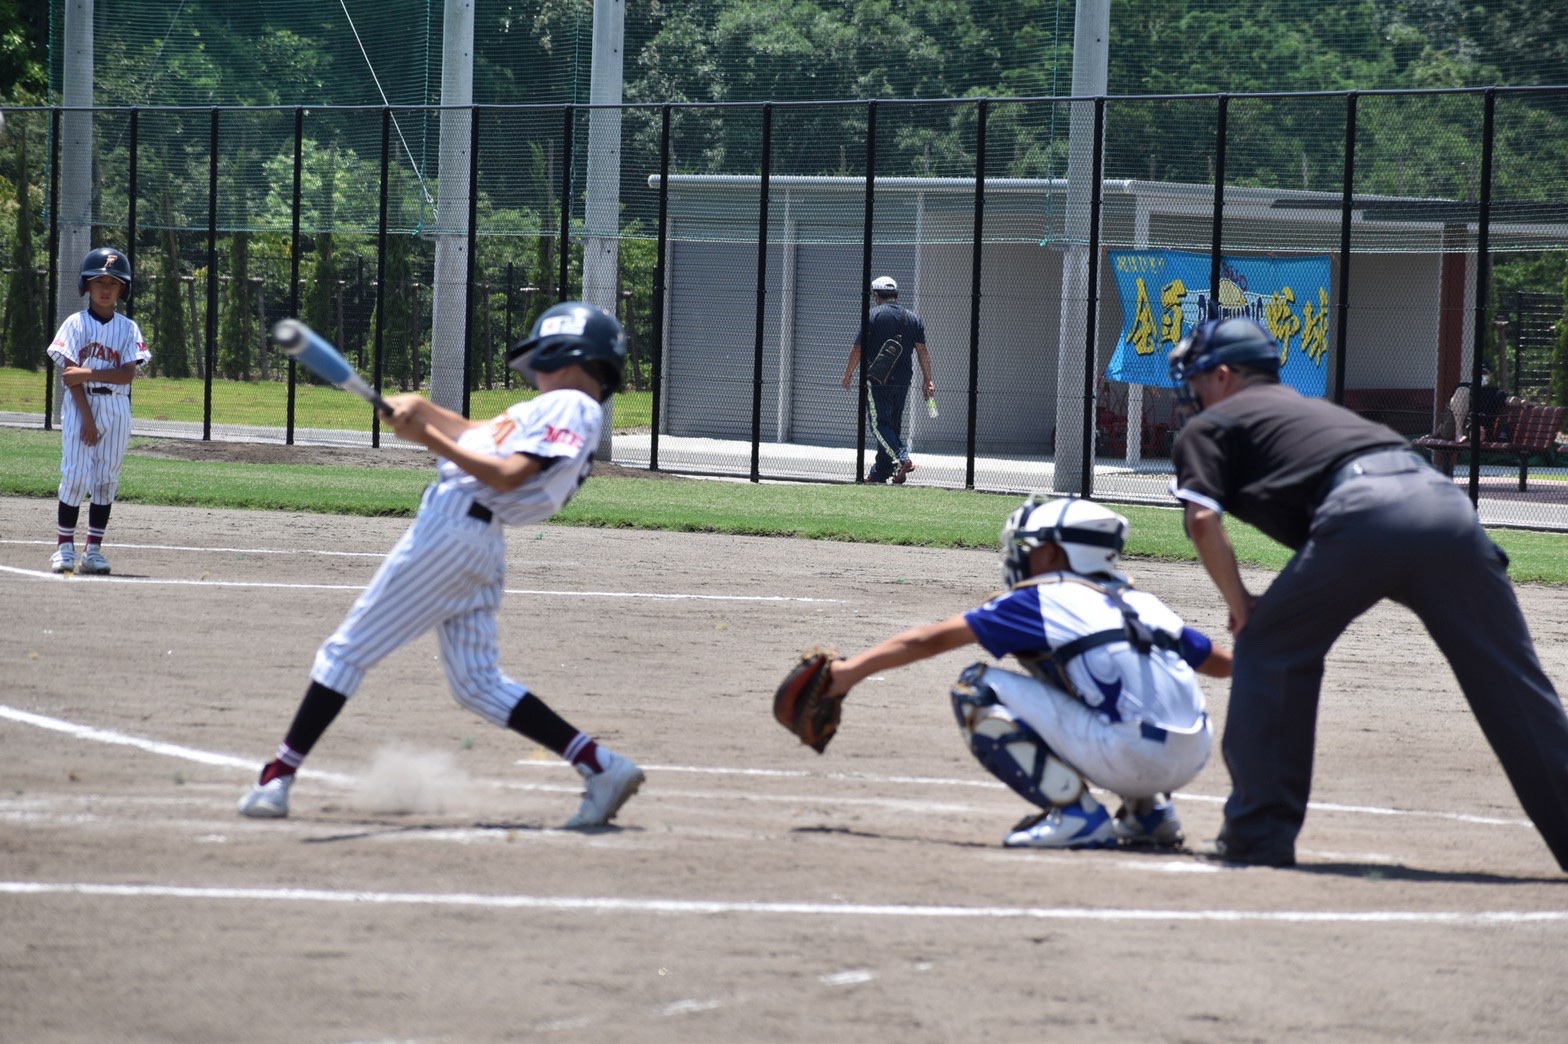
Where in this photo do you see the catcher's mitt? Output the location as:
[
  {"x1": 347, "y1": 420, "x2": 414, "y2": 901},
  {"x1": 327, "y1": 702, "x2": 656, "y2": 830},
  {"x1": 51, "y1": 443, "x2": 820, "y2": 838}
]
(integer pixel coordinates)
[{"x1": 773, "y1": 645, "x2": 843, "y2": 754}]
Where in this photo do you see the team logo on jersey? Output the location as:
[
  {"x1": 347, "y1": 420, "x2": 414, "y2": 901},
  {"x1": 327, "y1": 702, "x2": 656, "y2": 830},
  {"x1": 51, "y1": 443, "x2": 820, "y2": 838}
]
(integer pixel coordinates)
[
  {"x1": 544, "y1": 424, "x2": 585, "y2": 449},
  {"x1": 81, "y1": 341, "x2": 121, "y2": 364}
]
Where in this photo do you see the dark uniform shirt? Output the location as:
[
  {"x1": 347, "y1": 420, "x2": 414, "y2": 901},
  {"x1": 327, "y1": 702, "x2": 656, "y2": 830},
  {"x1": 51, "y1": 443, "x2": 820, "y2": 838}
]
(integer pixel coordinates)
[
  {"x1": 854, "y1": 302, "x2": 925, "y2": 385},
  {"x1": 1170, "y1": 382, "x2": 1408, "y2": 549}
]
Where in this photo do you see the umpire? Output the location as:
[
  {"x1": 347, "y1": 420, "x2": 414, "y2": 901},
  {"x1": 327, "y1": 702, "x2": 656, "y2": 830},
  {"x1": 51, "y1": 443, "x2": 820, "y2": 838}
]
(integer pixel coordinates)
[{"x1": 1167, "y1": 316, "x2": 1568, "y2": 870}]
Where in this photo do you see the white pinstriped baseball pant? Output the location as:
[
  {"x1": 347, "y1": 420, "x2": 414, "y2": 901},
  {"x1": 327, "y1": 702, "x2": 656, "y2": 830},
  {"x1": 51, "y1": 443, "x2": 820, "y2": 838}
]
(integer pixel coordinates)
[
  {"x1": 312, "y1": 486, "x2": 528, "y2": 726},
  {"x1": 58, "y1": 392, "x2": 133, "y2": 505}
]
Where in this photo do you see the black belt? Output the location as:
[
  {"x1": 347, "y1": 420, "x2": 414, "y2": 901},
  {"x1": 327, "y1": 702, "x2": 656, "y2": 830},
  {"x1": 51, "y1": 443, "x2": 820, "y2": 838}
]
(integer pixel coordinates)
[
  {"x1": 87, "y1": 386, "x2": 114, "y2": 395},
  {"x1": 1316, "y1": 448, "x2": 1428, "y2": 503},
  {"x1": 467, "y1": 501, "x2": 493, "y2": 523}
]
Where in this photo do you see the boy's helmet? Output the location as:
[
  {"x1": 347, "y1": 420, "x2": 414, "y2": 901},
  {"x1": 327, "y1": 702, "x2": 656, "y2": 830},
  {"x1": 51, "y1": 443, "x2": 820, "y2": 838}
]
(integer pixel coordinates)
[
  {"x1": 505, "y1": 301, "x2": 628, "y2": 396},
  {"x1": 79, "y1": 247, "x2": 132, "y2": 299}
]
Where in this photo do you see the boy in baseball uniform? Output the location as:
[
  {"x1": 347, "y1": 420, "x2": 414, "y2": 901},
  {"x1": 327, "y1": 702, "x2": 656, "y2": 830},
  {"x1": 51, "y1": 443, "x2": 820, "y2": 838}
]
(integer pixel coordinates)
[
  {"x1": 47, "y1": 247, "x2": 149, "y2": 575},
  {"x1": 821, "y1": 496, "x2": 1231, "y2": 849},
  {"x1": 239, "y1": 302, "x2": 644, "y2": 829}
]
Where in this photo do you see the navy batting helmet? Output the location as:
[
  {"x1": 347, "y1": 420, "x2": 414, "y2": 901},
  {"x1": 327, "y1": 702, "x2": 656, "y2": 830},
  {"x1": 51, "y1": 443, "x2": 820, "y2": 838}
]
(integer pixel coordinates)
[
  {"x1": 79, "y1": 247, "x2": 132, "y2": 299},
  {"x1": 506, "y1": 301, "x2": 628, "y2": 397},
  {"x1": 1168, "y1": 317, "x2": 1282, "y2": 385}
]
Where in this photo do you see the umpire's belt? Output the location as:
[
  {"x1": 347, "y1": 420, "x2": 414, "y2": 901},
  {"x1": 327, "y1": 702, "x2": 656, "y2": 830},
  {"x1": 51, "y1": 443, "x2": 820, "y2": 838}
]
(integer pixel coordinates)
[{"x1": 1316, "y1": 447, "x2": 1429, "y2": 503}]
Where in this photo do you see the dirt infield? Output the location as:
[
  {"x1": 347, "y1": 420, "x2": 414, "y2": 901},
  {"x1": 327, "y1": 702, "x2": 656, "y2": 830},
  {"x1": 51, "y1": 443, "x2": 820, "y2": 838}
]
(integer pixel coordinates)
[{"x1": 2, "y1": 494, "x2": 1566, "y2": 1043}]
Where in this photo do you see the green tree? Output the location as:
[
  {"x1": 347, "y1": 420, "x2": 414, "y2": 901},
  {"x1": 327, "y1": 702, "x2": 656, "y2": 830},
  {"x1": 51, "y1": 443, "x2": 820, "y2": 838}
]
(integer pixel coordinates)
[
  {"x1": 4, "y1": 121, "x2": 43, "y2": 369},
  {"x1": 153, "y1": 214, "x2": 192, "y2": 380},
  {"x1": 218, "y1": 233, "x2": 253, "y2": 380}
]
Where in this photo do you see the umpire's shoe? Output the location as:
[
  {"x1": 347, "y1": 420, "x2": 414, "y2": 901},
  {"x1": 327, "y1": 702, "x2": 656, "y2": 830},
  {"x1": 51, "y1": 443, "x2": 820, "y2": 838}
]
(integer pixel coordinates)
[
  {"x1": 565, "y1": 749, "x2": 645, "y2": 828},
  {"x1": 1206, "y1": 833, "x2": 1296, "y2": 868}
]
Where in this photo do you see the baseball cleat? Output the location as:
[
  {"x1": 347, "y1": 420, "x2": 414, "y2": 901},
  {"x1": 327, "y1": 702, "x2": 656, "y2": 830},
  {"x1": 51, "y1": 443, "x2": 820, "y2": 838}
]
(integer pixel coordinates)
[
  {"x1": 238, "y1": 775, "x2": 294, "y2": 818},
  {"x1": 564, "y1": 750, "x2": 645, "y2": 828},
  {"x1": 1113, "y1": 796, "x2": 1185, "y2": 848},
  {"x1": 77, "y1": 547, "x2": 111, "y2": 575},
  {"x1": 1003, "y1": 795, "x2": 1117, "y2": 849},
  {"x1": 49, "y1": 545, "x2": 77, "y2": 574}
]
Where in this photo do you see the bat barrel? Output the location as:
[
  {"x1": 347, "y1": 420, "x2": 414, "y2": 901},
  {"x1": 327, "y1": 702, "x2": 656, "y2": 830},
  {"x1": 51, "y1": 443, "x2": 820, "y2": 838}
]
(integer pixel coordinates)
[{"x1": 272, "y1": 319, "x2": 306, "y2": 353}]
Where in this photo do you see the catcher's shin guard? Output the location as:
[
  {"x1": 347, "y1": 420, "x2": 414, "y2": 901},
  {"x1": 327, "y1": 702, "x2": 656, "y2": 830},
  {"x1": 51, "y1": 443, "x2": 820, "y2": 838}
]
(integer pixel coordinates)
[{"x1": 950, "y1": 663, "x2": 1084, "y2": 810}]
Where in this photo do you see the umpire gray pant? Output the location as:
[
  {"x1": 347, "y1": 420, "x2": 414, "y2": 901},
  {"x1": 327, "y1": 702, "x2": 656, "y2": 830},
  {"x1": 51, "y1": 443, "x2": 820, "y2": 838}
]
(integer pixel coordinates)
[{"x1": 1224, "y1": 449, "x2": 1568, "y2": 869}]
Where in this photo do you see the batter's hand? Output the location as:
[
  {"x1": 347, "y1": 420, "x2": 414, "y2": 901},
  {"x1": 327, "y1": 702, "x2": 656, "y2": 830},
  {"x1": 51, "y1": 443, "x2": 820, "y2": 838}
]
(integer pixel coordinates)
[{"x1": 385, "y1": 394, "x2": 430, "y2": 443}]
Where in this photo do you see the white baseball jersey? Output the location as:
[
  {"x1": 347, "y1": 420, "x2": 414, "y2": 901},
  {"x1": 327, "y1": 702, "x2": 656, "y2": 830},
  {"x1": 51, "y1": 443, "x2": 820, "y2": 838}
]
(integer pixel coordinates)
[
  {"x1": 433, "y1": 389, "x2": 603, "y2": 526},
  {"x1": 48, "y1": 309, "x2": 149, "y2": 506},
  {"x1": 963, "y1": 575, "x2": 1214, "y2": 798},
  {"x1": 310, "y1": 388, "x2": 603, "y2": 727}
]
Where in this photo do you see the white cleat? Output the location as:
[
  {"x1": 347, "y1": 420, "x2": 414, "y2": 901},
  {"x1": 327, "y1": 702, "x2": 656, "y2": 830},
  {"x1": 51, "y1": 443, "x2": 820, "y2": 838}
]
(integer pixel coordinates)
[
  {"x1": 50, "y1": 545, "x2": 77, "y2": 574},
  {"x1": 77, "y1": 547, "x2": 111, "y2": 575},
  {"x1": 1003, "y1": 795, "x2": 1118, "y2": 849},
  {"x1": 564, "y1": 750, "x2": 645, "y2": 828},
  {"x1": 237, "y1": 775, "x2": 293, "y2": 819}
]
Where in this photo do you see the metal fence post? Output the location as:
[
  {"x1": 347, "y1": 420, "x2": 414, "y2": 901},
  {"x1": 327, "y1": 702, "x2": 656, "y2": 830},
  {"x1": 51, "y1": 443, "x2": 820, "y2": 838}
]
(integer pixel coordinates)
[
  {"x1": 286, "y1": 106, "x2": 303, "y2": 444},
  {"x1": 1080, "y1": 95, "x2": 1106, "y2": 497},
  {"x1": 44, "y1": 107, "x2": 60, "y2": 430},
  {"x1": 966, "y1": 98, "x2": 987, "y2": 490},
  {"x1": 1334, "y1": 92, "x2": 1357, "y2": 406},
  {"x1": 463, "y1": 104, "x2": 481, "y2": 418},
  {"x1": 1468, "y1": 88, "x2": 1498, "y2": 504},
  {"x1": 857, "y1": 100, "x2": 877, "y2": 481},
  {"x1": 373, "y1": 106, "x2": 391, "y2": 448},
  {"x1": 204, "y1": 108, "x2": 219, "y2": 440},
  {"x1": 127, "y1": 109, "x2": 138, "y2": 322},
  {"x1": 560, "y1": 105, "x2": 573, "y2": 302},
  {"x1": 651, "y1": 103, "x2": 671, "y2": 472},
  {"x1": 751, "y1": 103, "x2": 772, "y2": 483},
  {"x1": 1208, "y1": 95, "x2": 1228, "y2": 318}
]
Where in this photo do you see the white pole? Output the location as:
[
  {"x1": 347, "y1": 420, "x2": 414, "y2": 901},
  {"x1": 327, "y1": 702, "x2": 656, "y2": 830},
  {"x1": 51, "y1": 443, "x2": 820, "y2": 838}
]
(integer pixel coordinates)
[
  {"x1": 56, "y1": 0, "x2": 95, "y2": 424},
  {"x1": 429, "y1": 0, "x2": 474, "y2": 413},
  {"x1": 584, "y1": 0, "x2": 626, "y2": 458},
  {"x1": 1052, "y1": 0, "x2": 1109, "y2": 493}
]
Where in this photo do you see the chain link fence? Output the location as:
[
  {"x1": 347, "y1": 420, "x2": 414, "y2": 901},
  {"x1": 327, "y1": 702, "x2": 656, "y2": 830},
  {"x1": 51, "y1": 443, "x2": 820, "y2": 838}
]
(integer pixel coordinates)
[{"x1": 3, "y1": 86, "x2": 1567, "y2": 526}]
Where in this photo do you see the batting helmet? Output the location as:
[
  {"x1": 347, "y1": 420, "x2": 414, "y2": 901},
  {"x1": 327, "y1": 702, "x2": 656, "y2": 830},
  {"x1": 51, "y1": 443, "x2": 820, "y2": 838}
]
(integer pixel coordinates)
[
  {"x1": 1000, "y1": 495, "x2": 1129, "y2": 588},
  {"x1": 79, "y1": 247, "x2": 132, "y2": 299},
  {"x1": 506, "y1": 301, "x2": 628, "y2": 397},
  {"x1": 870, "y1": 275, "x2": 898, "y2": 296},
  {"x1": 1167, "y1": 316, "x2": 1281, "y2": 385}
]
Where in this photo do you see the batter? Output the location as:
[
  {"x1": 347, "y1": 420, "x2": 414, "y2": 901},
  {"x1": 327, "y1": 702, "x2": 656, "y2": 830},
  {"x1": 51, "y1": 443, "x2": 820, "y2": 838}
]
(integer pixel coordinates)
[{"x1": 238, "y1": 302, "x2": 644, "y2": 828}]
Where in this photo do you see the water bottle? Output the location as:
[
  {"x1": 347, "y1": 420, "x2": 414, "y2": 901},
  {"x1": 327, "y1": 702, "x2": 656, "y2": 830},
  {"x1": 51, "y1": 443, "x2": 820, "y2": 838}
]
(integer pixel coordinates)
[{"x1": 926, "y1": 396, "x2": 939, "y2": 419}]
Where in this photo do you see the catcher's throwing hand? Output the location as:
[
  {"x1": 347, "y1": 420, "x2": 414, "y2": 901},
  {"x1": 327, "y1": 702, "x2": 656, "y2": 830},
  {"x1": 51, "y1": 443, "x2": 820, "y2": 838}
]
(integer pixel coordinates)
[{"x1": 773, "y1": 645, "x2": 846, "y2": 754}]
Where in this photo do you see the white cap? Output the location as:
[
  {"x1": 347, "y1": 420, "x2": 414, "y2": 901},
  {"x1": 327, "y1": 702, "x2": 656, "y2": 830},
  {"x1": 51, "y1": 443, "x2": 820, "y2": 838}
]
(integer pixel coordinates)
[{"x1": 871, "y1": 276, "x2": 898, "y2": 293}]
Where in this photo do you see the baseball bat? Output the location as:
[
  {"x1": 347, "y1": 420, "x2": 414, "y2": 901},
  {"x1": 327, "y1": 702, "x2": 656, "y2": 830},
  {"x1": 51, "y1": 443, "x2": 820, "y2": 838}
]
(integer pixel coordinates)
[{"x1": 271, "y1": 319, "x2": 393, "y2": 417}]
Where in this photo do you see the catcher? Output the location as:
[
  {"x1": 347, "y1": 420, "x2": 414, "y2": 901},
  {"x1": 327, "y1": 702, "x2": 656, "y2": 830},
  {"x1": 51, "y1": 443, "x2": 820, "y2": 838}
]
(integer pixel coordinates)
[{"x1": 775, "y1": 496, "x2": 1231, "y2": 849}]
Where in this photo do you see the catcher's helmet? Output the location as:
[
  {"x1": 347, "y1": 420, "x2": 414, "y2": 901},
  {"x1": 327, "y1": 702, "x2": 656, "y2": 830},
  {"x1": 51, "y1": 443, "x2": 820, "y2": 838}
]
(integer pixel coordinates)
[
  {"x1": 1167, "y1": 316, "x2": 1281, "y2": 385},
  {"x1": 1000, "y1": 495, "x2": 1129, "y2": 588},
  {"x1": 870, "y1": 275, "x2": 898, "y2": 296},
  {"x1": 506, "y1": 301, "x2": 628, "y2": 397},
  {"x1": 79, "y1": 247, "x2": 132, "y2": 299}
]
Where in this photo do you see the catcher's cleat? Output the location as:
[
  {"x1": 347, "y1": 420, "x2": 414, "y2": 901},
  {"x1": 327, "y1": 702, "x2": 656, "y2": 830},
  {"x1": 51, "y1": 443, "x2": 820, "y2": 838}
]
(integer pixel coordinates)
[
  {"x1": 237, "y1": 775, "x2": 293, "y2": 819},
  {"x1": 1113, "y1": 796, "x2": 1185, "y2": 848},
  {"x1": 1003, "y1": 795, "x2": 1117, "y2": 849},
  {"x1": 49, "y1": 545, "x2": 77, "y2": 574},
  {"x1": 565, "y1": 749, "x2": 644, "y2": 828},
  {"x1": 77, "y1": 546, "x2": 111, "y2": 575}
]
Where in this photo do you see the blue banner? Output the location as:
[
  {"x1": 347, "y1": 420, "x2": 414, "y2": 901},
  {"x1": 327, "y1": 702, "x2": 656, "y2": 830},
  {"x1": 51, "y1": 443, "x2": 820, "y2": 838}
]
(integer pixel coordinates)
[{"x1": 1104, "y1": 250, "x2": 1333, "y2": 398}]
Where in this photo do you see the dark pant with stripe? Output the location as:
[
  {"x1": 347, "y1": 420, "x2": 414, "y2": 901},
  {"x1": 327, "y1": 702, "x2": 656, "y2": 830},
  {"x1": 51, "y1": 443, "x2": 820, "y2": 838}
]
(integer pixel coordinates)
[
  {"x1": 866, "y1": 380, "x2": 910, "y2": 481},
  {"x1": 1223, "y1": 451, "x2": 1568, "y2": 869}
]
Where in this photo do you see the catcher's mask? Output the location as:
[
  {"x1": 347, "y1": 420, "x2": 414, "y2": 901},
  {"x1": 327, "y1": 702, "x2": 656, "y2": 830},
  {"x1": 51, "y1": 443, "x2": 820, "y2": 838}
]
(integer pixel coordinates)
[
  {"x1": 79, "y1": 246, "x2": 132, "y2": 300},
  {"x1": 1000, "y1": 495, "x2": 1129, "y2": 588},
  {"x1": 1167, "y1": 316, "x2": 1282, "y2": 413},
  {"x1": 506, "y1": 301, "x2": 628, "y2": 399}
]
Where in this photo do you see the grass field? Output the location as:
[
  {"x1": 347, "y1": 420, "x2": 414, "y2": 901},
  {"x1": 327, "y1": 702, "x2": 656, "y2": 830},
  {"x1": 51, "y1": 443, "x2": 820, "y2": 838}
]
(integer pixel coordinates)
[
  {"x1": 5, "y1": 425, "x2": 1568, "y2": 581},
  {"x1": 0, "y1": 367, "x2": 654, "y2": 431}
]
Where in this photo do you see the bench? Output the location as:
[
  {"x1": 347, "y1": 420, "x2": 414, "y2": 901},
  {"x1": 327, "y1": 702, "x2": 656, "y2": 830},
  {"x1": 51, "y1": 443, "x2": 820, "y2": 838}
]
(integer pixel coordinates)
[
  {"x1": 1412, "y1": 399, "x2": 1568, "y2": 490},
  {"x1": 1342, "y1": 388, "x2": 1436, "y2": 438}
]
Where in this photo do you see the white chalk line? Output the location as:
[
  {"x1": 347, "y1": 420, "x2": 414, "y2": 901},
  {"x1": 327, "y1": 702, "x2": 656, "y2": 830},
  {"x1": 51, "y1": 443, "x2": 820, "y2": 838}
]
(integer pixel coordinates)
[
  {"x1": 0, "y1": 881, "x2": 1562, "y2": 927},
  {"x1": 1, "y1": 538, "x2": 384, "y2": 559},
  {"x1": 0, "y1": 563, "x2": 842, "y2": 603},
  {"x1": 1, "y1": 704, "x2": 1535, "y2": 830}
]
